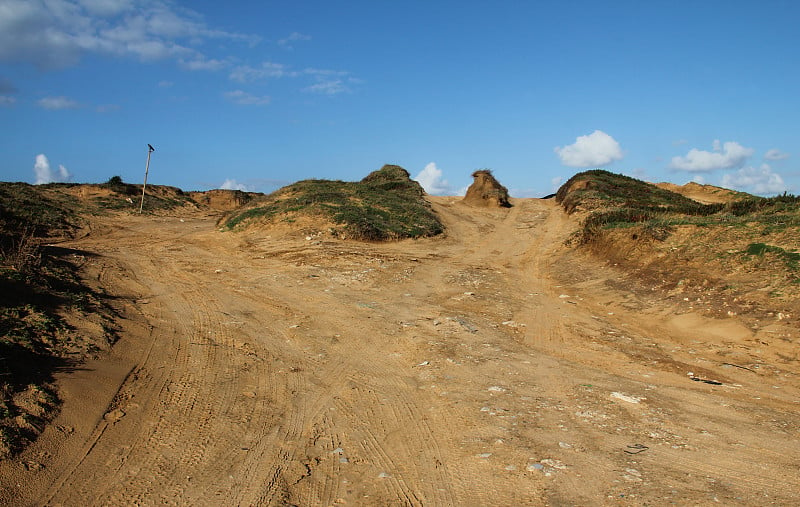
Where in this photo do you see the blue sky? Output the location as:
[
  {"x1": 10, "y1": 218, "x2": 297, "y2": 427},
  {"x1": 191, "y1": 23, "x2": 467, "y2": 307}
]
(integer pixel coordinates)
[{"x1": 1, "y1": 0, "x2": 798, "y2": 197}]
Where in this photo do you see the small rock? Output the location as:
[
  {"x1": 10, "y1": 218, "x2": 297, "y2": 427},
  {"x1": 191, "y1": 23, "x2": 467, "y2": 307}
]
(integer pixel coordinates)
[
  {"x1": 540, "y1": 458, "x2": 567, "y2": 470},
  {"x1": 477, "y1": 453, "x2": 492, "y2": 459},
  {"x1": 23, "y1": 461, "x2": 44, "y2": 471},
  {"x1": 104, "y1": 408, "x2": 125, "y2": 423},
  {"x1": 610, "y1": 392, "x2": 644, "y2": 404},
  {"x1": 526, "y1": 463, "x2": 544, "y2": 471},
  {"x1": 487, "y1": 386, "x2": 506, "y2": 393},
  {"x1": 378, "y1": 472, "x2": 392, "y2": 478}
]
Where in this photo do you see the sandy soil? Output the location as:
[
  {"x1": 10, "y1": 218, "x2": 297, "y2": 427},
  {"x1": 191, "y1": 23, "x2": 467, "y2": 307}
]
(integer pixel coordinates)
[{"x1": 1, "y1": 197, "x2": 798, "y2": 506}]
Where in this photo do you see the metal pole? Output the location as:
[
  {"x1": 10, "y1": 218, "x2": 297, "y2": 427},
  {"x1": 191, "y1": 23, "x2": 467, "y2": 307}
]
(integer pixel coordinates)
[{"x1": 139, "y1": 144, "x2": 154, "y2": 213}]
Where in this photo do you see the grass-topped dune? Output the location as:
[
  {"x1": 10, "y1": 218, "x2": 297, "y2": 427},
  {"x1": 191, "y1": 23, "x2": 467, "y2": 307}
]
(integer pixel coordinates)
[
  {"x1": 557, "y1": 169, "x2": 800, "y2": 245},
  {"x1": 556, "y1": 169, "x2": 800, "y2": 318},
  {"x1": 221, "y1": 165, "x2": 444, "y2": 241}
]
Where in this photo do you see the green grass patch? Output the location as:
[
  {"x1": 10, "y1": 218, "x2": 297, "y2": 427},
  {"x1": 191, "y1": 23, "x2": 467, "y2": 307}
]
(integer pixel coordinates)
[{"x1": 745, "y1": 243, "x2": 800, "y2": 271}]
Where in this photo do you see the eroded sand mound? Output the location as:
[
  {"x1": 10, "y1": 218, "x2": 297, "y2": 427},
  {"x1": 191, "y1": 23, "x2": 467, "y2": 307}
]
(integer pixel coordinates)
[
  {"x1": 189, "y1": 189, "x2": 254, "y2": 211},
  {"x1": 462, "y1": 170, "x2": 511, "y2": 207}
]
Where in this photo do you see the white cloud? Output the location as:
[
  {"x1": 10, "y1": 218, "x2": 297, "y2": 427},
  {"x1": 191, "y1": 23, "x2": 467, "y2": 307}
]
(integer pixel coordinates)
[
  {"x1": 303, "y1": 70, "x2": 357, "y2": 95},
  {"x1": 229, "y1": 62, "x2": 296, "y2": 82},
  {"x1": 670, "y1": 140, "x2": 753, "y2": 172},
  {"x1": 721, "y1": 164, "x2": 788, "y2": 196},
  {"x1": 0, "y1": 95, "x2": 16, "y2": 106},
  {"x1": 158, "y1": 80, "x2": 173, "y2": 87},
  {"x1": 38, "y1": 96, "x2": 80, "y2": 110},
  {"x1": 764, "y1": 148, "x2": 789, "y2": 161},
  {"x1": 414, "y1": 162, "x2": 458, "y2": 195},
  {"x1": 0, "y1": 0, "x2": 258, "y2": 69},
  {"x1": 550, "y1": 176, "x2": 564, "y2": 191},
  {"x1": 229, "y1": 63, "x2": 357, "y2": 96},
  {"x1": 278, "y1": 31, "x2": 311, "y2": 49},
  {"x1": 33, "y1": 154, "x2": 71, "y2": 184},
  {"x1": 304, "y1": 79, "x2": 348, "y2": 95},
  {"x1": 220, "y1": 178, "x2": 249, "y2": 191},
  {"x1": 554, "y1": 130, "x2": 624, "y2": 168},
  {"x1": 223, "y1": 90, "x2": 270, "y2": 106},
  {"x1": 179, "y1": 56, "x2": 227, "y2": 71}
]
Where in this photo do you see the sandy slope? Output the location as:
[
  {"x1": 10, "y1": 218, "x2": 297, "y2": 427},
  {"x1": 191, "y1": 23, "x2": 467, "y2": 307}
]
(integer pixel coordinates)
[{"x1": 1, "y1": 197, "x2": 798, "y2": 506}]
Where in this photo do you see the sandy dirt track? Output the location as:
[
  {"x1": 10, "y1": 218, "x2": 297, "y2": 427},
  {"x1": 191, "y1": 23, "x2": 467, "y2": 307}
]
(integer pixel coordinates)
[{"x1": 2, "y1": 197, "x2": 799, "y2": 505}]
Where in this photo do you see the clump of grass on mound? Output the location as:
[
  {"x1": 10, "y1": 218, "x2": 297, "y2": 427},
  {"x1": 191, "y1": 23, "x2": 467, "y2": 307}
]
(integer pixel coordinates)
[
  {"x1": 222, "y1": 165, "x2": 444, "y2": 241},
  {"x1": 745, "y1": 243, "x2": 800, "y2": 275},
  {"x1": 556, "y1": 170, "x2": 800, "y2": 244}
]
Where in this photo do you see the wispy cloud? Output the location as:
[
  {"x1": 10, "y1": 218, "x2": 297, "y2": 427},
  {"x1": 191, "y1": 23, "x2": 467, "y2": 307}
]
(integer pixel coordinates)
[
  {"x1": 37, "y1": 96, "x2": 81, "y2": 110},
  {"x1": 555, "y1": 130, "x2": 624, "y2": 168},
  {"x1": 670, "y1": 140, "x2": 753, "y2": 172},
  {"x1": 278, "y1": 31, "x2": 311, "y2": 49},
  {"x1": 304, "y1": 80, "x2": 348, "y2": 95},
  {"x1": 721, "y1": 164, "x2": 788, "y2": 195},
  {"x1": 0, "y1": 0, "x2": 259, "y2": 70},
  {"x1": 179, "y1": 56, "x2": 228, "y2": 71},
  {"x1": 229, "y1": 62, "x2": 297, "y2": 83},
  {"x1": 33, "y1": 153, "x2": 71, "y2": 184},
  {"x1": 0, "y1": 95, "x2": 16, "y2": 106},
  {"x1": 228, "y1": 62, "x2": 359, "y2": 96},
  {"x1": 303, "y1": 72, "x2": 360, "y2": 95},
  {"x1": 764, "y1": 148, "x2": 789, "y2": 161},
  {"x1": 223, "y1": 90, "x2": 270, "y2": 106}
]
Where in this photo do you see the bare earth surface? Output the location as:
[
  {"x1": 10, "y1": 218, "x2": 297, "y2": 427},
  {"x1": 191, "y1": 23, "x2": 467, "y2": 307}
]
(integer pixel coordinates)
[{"x1": 2, "y1": 197, "x2": 799, "y2": 506}]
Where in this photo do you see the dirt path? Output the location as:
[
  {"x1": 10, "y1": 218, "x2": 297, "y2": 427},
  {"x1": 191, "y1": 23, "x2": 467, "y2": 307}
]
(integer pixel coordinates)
[{"x1": 2, "y1": 197, "x2": 799, "y2": 505}]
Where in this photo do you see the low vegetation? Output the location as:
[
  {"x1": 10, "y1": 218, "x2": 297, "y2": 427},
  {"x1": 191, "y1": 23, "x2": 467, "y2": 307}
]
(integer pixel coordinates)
[
  {"x1": 555, "y1": 169, "x2": 800, "y2": 321},
  {"x1": 0, "y1": 183, "x2": 116, "y2": 457},
  {"x1": 222, "y1": 165, "x2": 444, "y2": 241},
  {"x1": 557, "y1": 170, "x2": 800, "y2": 245}
]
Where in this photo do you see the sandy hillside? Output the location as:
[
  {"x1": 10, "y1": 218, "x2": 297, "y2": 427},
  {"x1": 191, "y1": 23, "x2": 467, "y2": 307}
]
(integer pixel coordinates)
[{"x1": 1, "y1": 197, "x2": 798, "y2": 505}]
